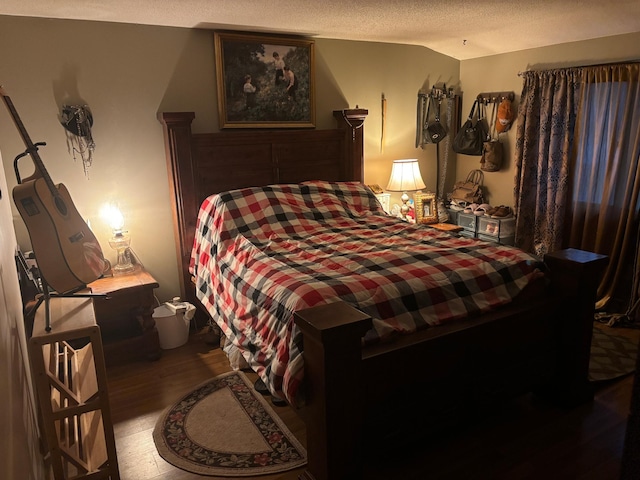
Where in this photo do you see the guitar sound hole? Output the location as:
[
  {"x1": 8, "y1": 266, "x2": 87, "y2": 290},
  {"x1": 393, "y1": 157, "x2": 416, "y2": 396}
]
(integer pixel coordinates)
[{"x1": 55, "y1": 196, "x2": 68, "y2": 216}]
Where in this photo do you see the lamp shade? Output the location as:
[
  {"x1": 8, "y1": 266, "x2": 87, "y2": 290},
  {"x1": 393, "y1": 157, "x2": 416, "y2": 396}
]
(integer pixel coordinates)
[{"x1": 386, "y1": 159, "x2": 426, "y2": 192}]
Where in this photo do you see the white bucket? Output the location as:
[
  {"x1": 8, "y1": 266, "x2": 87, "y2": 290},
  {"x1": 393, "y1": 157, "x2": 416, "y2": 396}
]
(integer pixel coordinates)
[{"x1": 153, "y1": 302, "x2": 195, "y2": 349}]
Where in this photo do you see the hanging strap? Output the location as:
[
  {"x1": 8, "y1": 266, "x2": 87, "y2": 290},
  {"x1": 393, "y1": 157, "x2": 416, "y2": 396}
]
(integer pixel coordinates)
[
  {"x1": 488, "y1": 101, "x2": 498, "y2": 141},
  {"x1": 415, "y1": 93, "x2": 425, "y2": 148},
  {"x1": 467, "y1": 99, "x2": 478, "y2": 122},
  {"x1": 466, "y1": 169, "x2": 484, "y2": 185}
]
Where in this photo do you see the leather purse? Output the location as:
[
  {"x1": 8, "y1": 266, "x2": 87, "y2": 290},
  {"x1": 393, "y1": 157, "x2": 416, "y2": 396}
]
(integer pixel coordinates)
[
  {"x1": 453, "y1": 100, "x2": 488, "y2": 156},
  {"x1": 480, "y1": 101, "x2": 503, "y2": 172},
  {"x1": 451, "y1": 169, "x2": 484, "y2": 204},
  {"x1": 424, "y1": 97, "x2": 447, "y2": 144}
]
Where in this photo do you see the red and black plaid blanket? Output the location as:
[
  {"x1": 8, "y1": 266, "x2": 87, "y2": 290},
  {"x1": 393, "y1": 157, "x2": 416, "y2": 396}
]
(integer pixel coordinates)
[{"x1": 191, "y1": 181, "x2": 544, "y2": 405}]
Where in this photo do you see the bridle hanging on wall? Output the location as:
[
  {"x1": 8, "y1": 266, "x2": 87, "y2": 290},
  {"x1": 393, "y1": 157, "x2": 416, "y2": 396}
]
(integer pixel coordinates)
[{"x1": 60, "y1": 104, "x2": 95, "y2": 177}]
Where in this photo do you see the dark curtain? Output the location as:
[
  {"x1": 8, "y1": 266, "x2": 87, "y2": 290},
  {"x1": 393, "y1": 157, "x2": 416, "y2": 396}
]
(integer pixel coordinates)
[
  {"x1": 514, "y1": 63, "x2": 640, "y2": 317},
  {"x1": 513, "y1": 69, "x2": 581, "y2": 256},
  {"x1": 566, "y1": 63, "x2": 640, "y2": 312}
]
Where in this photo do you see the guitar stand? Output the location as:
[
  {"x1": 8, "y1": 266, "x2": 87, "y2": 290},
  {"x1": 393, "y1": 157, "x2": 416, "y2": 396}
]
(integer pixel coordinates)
[{"x1": 26, "y1": 277, "x2": 106, "y2": 333}]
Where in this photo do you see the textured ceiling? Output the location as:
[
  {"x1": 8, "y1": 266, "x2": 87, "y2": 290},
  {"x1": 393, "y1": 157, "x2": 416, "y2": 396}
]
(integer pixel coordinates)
[{"x1": 2, "y1": 0, "x2": 640, "y2": 60}]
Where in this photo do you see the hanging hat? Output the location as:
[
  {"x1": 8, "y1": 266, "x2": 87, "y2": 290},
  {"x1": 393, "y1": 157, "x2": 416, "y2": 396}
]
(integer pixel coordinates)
[
  {"x1": 495, "y1": 98, "x2": 513, "y2": 133},
  {"x1": 60, "y1": 105, "x2": 94, "y2": 137}
]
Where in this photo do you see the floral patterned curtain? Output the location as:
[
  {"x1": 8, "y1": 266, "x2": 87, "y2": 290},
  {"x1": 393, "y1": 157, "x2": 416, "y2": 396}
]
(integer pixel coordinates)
[
  {"x1": 513, "y1": 68, "x2": 581, "y2": 256},
  {"x1": 514, "y1": 63, "x2": 640, "y2": 316}
]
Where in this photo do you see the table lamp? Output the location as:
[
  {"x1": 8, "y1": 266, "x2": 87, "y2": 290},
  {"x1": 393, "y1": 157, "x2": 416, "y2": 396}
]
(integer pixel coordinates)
[
  {"x1": 101, "y1": 204, "x2": 134, "y2": 274},
  {"x1": 386, "y1": 159, "x2": 426, "y2": 220}
]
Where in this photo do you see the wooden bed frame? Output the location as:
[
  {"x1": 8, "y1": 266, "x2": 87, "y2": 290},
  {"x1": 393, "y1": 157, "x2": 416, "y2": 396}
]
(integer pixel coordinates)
[{"x1": 160, "y1": 110, "x2": 607, "y2": 480}]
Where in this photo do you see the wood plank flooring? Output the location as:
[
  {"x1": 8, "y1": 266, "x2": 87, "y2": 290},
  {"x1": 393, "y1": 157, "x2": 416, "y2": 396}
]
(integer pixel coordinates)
[{"x1": 106, "y1": 324, "x2": 639, "y2": 480}]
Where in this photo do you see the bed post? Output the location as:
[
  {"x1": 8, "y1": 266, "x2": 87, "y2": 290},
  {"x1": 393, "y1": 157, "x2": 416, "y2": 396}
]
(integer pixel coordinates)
[
  {"x1": 333, "y1": 108, "x2": 368, "y2": 182},
  {"x1": 158, "y1": 112, "x2": 196, "y2": 305},
  {"x1": 294, "y1": 302, "x2": 372, "y2": 480},
  {"x1": 543, "y1": 248, "x2": 608, "y2": 406}
]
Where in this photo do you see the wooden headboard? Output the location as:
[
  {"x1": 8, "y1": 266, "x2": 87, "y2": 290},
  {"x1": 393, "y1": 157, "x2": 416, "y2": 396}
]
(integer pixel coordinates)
[{"x1": 159, "y1": 109, "x2": 368, "y2": 308}]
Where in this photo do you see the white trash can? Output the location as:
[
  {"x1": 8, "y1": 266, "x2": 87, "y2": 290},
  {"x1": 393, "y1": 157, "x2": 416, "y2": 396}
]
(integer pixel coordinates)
[{"x1": 153, "y1": 299, "x2": 196, "y2": 349}]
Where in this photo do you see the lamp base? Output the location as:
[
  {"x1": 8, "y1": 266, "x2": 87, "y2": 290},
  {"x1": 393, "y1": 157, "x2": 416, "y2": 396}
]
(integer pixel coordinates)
[
  {"x1": 109, "y1": 232, "x2": 135, "y2": 275},
  {"x1": 399, "y1": 191, "x2": 410, "y2": 220}
]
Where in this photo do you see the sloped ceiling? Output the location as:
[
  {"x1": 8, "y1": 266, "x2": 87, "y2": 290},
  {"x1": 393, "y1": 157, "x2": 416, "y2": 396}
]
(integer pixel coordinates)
[{"x1": 2, "y1": 0, "x2": 640, "y2": 60}]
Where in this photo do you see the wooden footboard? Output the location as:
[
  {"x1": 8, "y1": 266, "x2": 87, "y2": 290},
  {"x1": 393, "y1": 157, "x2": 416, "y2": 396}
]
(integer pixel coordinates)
[{"x1": 294, "y1": 248, "x2": 607, "y2": 480}]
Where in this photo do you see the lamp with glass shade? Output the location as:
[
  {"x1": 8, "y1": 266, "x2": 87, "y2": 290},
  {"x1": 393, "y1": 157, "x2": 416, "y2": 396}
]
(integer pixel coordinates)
[{"x1": 101, "y1": 204, "x2": 134, "y2": 274}]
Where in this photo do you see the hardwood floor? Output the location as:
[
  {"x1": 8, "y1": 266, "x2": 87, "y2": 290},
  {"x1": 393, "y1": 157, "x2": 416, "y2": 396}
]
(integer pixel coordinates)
[{"x1": 106, "y1": 324, "x2": 639, "y2": 480}]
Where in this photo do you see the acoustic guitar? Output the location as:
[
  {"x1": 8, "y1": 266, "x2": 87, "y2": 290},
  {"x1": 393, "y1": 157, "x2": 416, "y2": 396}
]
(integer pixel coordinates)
[{"x1": 0, "y1": 86, "x2": 106, "y2": 294}]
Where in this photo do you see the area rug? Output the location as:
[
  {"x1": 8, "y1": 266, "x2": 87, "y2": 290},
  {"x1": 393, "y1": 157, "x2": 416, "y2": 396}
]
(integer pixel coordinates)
[
  {"x1": 589, "y1": 326, "x2": 639, "y2": 382},
  {"x1": 153, "y1": 371, "x2": 306, "y2": 476}
]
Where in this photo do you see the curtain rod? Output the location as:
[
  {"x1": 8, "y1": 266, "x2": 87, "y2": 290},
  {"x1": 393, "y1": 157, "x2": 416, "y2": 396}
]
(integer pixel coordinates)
[{"x1": 518, "y1": 59, "x2": 640, "y2": 77}]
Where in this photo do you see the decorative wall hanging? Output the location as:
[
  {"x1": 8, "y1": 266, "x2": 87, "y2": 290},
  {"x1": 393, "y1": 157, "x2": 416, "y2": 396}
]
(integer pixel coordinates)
[
  {"x1": 60, "y1": 104, "x2": 95, "y2": 177},
  {"x1": 214, "y1": 31, "x2": 315, "y2": 128}
]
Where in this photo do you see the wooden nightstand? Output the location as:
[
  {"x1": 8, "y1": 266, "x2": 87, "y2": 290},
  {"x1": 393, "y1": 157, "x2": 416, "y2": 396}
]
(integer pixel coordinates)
[{"x1": 87, "y1": 265, "x2": 161, "y2": 366}]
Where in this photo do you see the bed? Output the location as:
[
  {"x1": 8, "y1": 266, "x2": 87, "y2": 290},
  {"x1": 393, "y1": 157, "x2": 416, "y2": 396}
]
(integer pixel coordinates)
[{"x1": 160, "y1": 109, "x2": 608, "y2": 480}]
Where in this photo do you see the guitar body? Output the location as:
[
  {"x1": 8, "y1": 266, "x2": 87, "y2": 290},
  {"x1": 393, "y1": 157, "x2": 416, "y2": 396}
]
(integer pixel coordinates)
[{"x1": 13, "y1": 178, "x2": 106, "y2": 293}]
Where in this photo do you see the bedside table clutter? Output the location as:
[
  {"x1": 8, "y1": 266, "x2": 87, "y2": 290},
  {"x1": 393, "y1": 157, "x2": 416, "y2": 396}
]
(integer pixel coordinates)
[{"x1": 375, "y1": 192, "x2": 391, "y2": 214}]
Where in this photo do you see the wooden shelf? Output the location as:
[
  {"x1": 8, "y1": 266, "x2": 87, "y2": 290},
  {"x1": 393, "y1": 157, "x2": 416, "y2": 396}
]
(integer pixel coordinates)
[{"x1": 28, "y1": 296, "x2": 120, "y2": 479}]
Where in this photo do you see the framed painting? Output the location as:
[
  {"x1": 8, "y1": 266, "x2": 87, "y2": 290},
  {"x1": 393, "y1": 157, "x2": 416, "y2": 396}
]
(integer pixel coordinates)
[
  {"x1": 214, "y1": 31, "x2": 316, "y2": 128},
  {"x1": 414, "y1": 192, "x2": 438, "y2": 224}
]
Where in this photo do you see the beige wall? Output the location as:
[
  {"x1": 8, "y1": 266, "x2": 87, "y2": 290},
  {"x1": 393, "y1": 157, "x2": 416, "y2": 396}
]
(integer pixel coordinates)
[
  {"x1": 460, "y1": 31, "x2": 640, "y2": 207},
  {"x1": 0, "y1": 15, "x2": 458, "y2": 302},
  {"x1": 1, "y1": 14, "x2": 639, "y2": 303},
  {"x1": 0, "y1": 150, "x2": 44, "y2": 479}
]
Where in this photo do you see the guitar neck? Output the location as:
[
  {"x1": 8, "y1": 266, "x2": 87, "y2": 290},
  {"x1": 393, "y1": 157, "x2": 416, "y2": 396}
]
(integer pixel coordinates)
[{"x1": 0, "y1": 86, "x2": 57, "y2": 192}]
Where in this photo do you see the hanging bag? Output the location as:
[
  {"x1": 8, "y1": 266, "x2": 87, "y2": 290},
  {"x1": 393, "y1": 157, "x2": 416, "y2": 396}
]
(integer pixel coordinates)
[
  {"x1": 425, "y1": 96, "x2": 447, "y2": 144},
  {"x1": 480, "y1": 101, "x2": 503, "y2": 172},
  {"x1": 451, "y1": 169, "x2": 484, "y2": 205},
  {"x1": 453, "y1": 99, "x2": 488, "y2": 156}
]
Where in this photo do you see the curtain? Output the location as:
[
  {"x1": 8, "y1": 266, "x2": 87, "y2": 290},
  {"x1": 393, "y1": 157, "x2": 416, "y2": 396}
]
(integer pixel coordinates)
[
  {"x1": 566, "y1": 63, "x2": 640, "y2": 312},
  {"x1": 513, "y1": 69, "x2": 582, "y2": 256},
  {"x1": 514, "y1": 63, "x2": 640, "y2": 316}
]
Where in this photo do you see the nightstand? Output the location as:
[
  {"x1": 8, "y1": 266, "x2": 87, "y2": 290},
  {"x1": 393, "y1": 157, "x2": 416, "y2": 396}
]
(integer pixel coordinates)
[{"x1": 87, "y1": 265, "x2": 161, "y2": 366}]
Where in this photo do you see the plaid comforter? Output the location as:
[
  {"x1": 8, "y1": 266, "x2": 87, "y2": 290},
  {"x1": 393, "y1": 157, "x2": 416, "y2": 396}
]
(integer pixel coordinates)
[{"x1": 190, "y1": 181, "x2": 544, "y2": 405}]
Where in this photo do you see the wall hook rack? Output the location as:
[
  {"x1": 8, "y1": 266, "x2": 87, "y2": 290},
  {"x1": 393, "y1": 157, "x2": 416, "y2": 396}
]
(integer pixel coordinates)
[{"x1": 477, "y1": 91, "x2": 515, "y2": 104}]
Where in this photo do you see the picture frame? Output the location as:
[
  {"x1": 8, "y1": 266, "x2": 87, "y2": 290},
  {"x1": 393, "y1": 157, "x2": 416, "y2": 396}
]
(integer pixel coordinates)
[
  {"x1": 214, "y1": 31, "x2": 316, "y2": 128},
  {"x1": 414, "y1": 192, "x2": 438, "y2": 224}
]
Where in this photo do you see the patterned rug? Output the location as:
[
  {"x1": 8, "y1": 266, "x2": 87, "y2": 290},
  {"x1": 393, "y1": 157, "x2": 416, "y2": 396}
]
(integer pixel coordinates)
[
  {"x1": 589, "y1": 326, "x2": 639, "y2": 382},
  {"x1": 153, "y1": 371, "x2": 306, "y2": 476}
]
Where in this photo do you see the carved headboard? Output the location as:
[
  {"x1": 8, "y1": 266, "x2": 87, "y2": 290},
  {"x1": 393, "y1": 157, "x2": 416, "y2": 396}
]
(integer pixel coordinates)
[{"x1": 159, "y1": 109, "x2": 368, "y2": 309}]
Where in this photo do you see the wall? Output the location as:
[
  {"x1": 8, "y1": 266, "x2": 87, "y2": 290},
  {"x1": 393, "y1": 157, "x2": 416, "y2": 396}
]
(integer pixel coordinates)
[
  {"x1": 0, "y1": 15, "x2": 459, "y2": 302},
  {"x1": 459, "y1": 32, "x2": 640, "y2": 207},
  {"x1": 0, "y1": 149, "x2": 44, "y2": 479}
]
